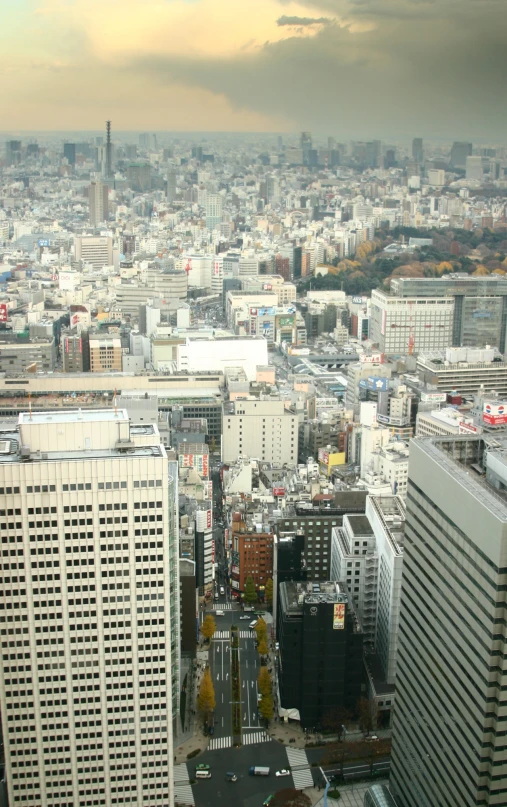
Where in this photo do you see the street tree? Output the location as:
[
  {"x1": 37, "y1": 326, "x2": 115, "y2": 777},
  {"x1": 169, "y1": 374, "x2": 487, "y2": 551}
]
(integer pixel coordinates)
[
  {"x1": 244, "y1": 576, "x2": 257, "y2": 605},
  {"x1": 257, "y1": 636, "x2": 269, "y2": 658},
  {"x1": 265, "y1": 577, "x2": 273, "y2": 606},
  {"x1": 200, "y1": 614, "x2": 216, "y2": 643},
  {"x1": 255, "y1": 616, "x2": 267, "y2": 642},
  {"x1": 357, "y1": 696, "x2": 377, "y2": 736},
  {"x1": 258, "y1": 666, "x2": 272, "y2": 696},
  {"x1": 271, "y1": 791, "x2": 311, "y2": 807},
  {"x1": 259, "y1": 693, "x2": 274, "y2": 724},
  {"x1": 197, "y1": 668, "x2": 216, "y2": 719}
]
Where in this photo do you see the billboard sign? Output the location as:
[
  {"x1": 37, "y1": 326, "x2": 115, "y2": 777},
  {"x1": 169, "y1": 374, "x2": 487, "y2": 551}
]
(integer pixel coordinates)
[
  {"x1": 458, "y1": 420, "x2": 478, "y2": 434},
  {"x1": 333, "y1": 603, "x2": 345, "y2": 630},
  {"x1": 352, "y1": 296, "x2": 364, "y2": 304},
  {"x1": 207, "y1": 509, "x2": 212, "y2": 530},
  {"x1": 263, "y1": 283, "x2": 272, "y2": 291},
  {"x1": 360, "y1": 352, "x2": 384, "y2": 364},
  {"x1": 318, "y1": 448, "x2": 330, "y2": 465},
  {"x1": 420, "y1": 392, "x2": 446, "y2": 403},
  {"x1": 0, "y1": 303, "x2": 7, "y2": 323},
  {"x1": 273, "y1": 487, "x2": 286, "y2": 497},
  {"x1": 483, "y1": 403, "x2": 507, "y2": 425},
  {"x1": 38, "y1": 238, "x2": 50, "y2": 248},
  {"x1": 360, "y1": 376, "x2": 388, "y2": 392}
]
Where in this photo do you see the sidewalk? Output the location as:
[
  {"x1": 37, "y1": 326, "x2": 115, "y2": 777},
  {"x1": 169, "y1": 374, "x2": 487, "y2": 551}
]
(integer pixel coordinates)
[{"x1": 174, "y1": 644, "x2": 211, "y2": 764}]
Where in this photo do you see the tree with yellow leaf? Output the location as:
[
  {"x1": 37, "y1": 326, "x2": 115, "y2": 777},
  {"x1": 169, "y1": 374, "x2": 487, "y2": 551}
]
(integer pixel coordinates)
[{"x1": 197, "y1": 668, "x2": 216, "y2": 719}]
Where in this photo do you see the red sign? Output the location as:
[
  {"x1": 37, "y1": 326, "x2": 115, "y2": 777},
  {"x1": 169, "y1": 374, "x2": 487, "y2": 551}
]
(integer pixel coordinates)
[
  {"x1": 206, "y1": 510, "x2": 212, "y2": 530},
  {"x1": 211, "y1": 540, "x2": 215, "y2": 563},
  {"x1": 273, "y1": 487, "x2": 285, "y2": 497},
  {"x1": 483, "y1": 403, "x2": 507, "y2": 425},
  {"x1": 0, "y1": 304, "x2": 7, "y2": 323}
]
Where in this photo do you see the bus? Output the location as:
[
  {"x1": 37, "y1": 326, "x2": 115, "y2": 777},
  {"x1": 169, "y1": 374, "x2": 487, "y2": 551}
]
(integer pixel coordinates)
[{"x1": 195, "y1": 764, "x2": 211, "y2": 779}]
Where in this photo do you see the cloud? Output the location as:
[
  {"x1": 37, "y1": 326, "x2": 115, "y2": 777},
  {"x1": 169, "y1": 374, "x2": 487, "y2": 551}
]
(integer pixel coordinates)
[
  {"x1": 0, "y1": 0, "x2": 506, "y2": 138},
  {"x1": 277, "y1": 15, "x2": 331, "y2": 25}
]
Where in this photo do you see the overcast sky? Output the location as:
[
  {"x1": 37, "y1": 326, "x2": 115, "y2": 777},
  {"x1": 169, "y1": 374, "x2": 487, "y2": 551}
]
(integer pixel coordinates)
[{"x1": 1, "y1": 0, "x2": 506, "y2": 139}]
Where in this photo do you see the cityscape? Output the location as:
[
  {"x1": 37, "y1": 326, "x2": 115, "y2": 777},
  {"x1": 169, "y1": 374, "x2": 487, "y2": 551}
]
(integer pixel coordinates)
[{"x1": 0, "y1": 2, "x2": 507, "y2": 807}]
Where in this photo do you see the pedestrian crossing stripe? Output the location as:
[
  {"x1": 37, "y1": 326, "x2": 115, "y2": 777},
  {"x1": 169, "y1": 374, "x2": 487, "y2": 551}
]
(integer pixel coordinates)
[
  {"x1": 208, "y1": 735, "x2": 232, "y2": 750},
  {"x1": 212, "y1": 603, "x2": 235, "y2": 610},
  {"x1": 239, "y1": 630, "x2": 254, "y2": 638},
  {"x1": 242, "y1": 731, "x2": 271, "y2": 746},
  {"x1": 213, "y1": 630, "x2": 230, "y2": 639}
]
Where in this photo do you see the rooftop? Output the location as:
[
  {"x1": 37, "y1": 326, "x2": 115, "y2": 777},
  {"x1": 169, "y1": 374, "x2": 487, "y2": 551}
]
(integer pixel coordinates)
[{"x1": 18, "y1": 408, "x2": 128, "y2": 425}]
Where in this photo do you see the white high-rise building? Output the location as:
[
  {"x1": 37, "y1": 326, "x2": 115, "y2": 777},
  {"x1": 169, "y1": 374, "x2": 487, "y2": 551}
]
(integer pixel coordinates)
[
  {"x1": 205, "y1": 193, "x2": 223, "y2": 232},
  {"x1": 222, "y1": 398, "x2": 298, "y2": 464},
  {"x1": 0, "y1": 409, "x2": 178, "y2": 807}
]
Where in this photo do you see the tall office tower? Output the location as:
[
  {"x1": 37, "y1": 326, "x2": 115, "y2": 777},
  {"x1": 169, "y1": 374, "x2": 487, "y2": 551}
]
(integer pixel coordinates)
[
  {"x1": 205, "y1": 193, "x2": 223, "y2": 232},
  {"x1": 63, "y1": 143, "x2": 76, "y2": 167},
  {"x1": 466, "y1": 155, "x2": 484, "y2": 182},
  {"x1": 105, "y1": 121, "x2": 112, "y2": 180},
  {"x1": 0, "y1": 409, "x2": 177, "y2": 807},
  {"x1": 450, "y1": 140, "x2": 472, "y2": 168},
  {"x1": 300, "y1": 131, "x2": 312, "y2": 165},
  {"x1": 89, "y1": 180, "x2": 109, "y2": 226},
  {"x1": 412, "y1": 138, "x2": 423, "y2": 164},
  {"x1": 390, "y1": 434, "x2": 507, "y2": 807},
  {"x1": 5, "y1": 140, "x2": 22, "y2": 166},
  {"x1": 166, "y1": 170, "x2": 177, "y2": 203}
]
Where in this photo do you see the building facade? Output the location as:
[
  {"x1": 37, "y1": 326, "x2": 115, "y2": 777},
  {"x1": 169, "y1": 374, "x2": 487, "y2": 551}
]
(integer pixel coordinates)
[
  {"x1": 222, "y1": 398, "x2": 298, "y2": 465},
  {"x1": 277, "y1": 580, "x2": 363, "y2": 728},
  {"x1": 370, "y1": 290, "x2": 454, "y2": 355},
  {"x1": 390, "y1": 435, "x2": 507, "y2": 807},
  {"x1": 0, "y1": 409, "x2": 177, "y2": 807}
]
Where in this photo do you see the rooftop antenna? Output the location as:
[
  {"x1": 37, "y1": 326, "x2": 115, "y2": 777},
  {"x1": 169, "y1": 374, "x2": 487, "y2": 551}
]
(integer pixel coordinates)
[{"x1": 106, "y1": 120, "x2": 112, "y2": 179}]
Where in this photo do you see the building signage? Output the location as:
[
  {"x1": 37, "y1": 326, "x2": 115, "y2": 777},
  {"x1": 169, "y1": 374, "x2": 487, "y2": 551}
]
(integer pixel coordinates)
[
  {"x1": 359, "y1": 376, "x2": 388, "y2": 392},
  {"x1": 472, "y1": 310, "x2": 492, "y2": 319},
  {"x1": 458, "y1": 421, "x2": 478, "y2": 434},
  {"x1": 278, "y1": 317, "x2": 294, "y2": 327},
  {"x1": 207, "y1": 509, "x2": 212, "y2": 530},
  {"x1": 318, "y1": 448, "x2": 330, "y2": 465},
  {"x1": 483, "y1": 403, "x2": 507, "y2": 425},
  {"x1": 0, "y1": 303, "x2": 7, "y2": 323},
  {"x1": 376, "y1": 413, "x2": 409, "y2": 427},
  {"x1": 211, "y1": 540, "x2": 215, "y2": 563},
  {"x1": 38, "y1": 238, "x2": 50, "y2": 248},
  {"x1": 273, "y1": 487, "x2": 286, "y2": 497},
  {"x1": 352, "y1": 296, "x2": 364, "y2": 304},
  {"x1": 420, "y1": 392, "x2": 446, "y2": 403},
  {"x1": 333, "y1": 603, "x2": 345, "y2": 630},
  {"x1": 360, "y1": 352, "x2": 384, "y2": 364},
  {"x1": 309, "y1": 606, "x2": 318, "y2": 616},
  {"x1": 263, "y1": 283, "x2": 272, "y2": 291},
  {"x1": 231, "y1": 564, "x2": 240, "y2": 575}
]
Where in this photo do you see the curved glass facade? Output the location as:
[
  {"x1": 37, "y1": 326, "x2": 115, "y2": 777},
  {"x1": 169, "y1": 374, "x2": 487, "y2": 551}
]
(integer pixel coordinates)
[{"x1": 364, "y1": 784, "x2": 399, "y2": 807}]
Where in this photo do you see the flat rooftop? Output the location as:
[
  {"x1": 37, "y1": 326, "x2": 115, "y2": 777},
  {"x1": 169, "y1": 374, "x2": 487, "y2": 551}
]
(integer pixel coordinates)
[{"x1": 18, "y1": 408, "x2": 128, "y2": 425}]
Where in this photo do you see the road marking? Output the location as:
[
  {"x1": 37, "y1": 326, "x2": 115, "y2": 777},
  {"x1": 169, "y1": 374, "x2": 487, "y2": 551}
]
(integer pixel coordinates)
[
  {"x1": 208, "y1": 736, "x2": 232, "y2": 750},
  {"x1": 216, "y1": 674, "x2": 220, "y2": 680},
  {"x1": 242, "y1": 730, "x2": 271, "y2": 746}
]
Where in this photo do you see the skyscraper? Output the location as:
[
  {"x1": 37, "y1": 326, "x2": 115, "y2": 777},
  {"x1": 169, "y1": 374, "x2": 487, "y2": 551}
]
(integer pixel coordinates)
[
  {"x1": 450, "y1": 141, "x2": 472, "y2": 168},
  {"x1": 0, "y1": 408, "x2": 178, "y2": 807},
  {"x1": 390, "y1": 434, "x2": 507, "y2": 807},
  {"x1": 89, "y1": 180, "x2": 109, "y2": 226},
  {"x1": 205, "y1": 193, "x2": 223, "y2": 232},
  {"x1": 412, "y1": 138, "x2": 423, "y2": 163},
  {"x1": 63, "y1": 142, "x2": 76, "y2": 167},
  {"x1": 166, "y1": 169, "x2": 177, "y2": 203}
]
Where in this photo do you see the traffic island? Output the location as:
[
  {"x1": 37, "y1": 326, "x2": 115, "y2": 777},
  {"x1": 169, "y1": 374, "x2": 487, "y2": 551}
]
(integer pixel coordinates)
[{"x1": 231, "y1": 626, "x2": 242, "y2": 745}]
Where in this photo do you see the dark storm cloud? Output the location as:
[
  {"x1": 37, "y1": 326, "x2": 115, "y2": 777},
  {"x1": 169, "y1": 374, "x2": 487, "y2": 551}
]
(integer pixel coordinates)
[
  {"x1": 131, "y1": 0, "x2": 507, "y2": 139},
  {"x1": 276, "y1": 15, "x2": 331, "y2": 26}
]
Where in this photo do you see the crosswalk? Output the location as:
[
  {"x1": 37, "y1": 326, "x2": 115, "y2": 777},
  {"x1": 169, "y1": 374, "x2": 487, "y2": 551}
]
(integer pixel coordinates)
[
  {"x1": 173, "y1": 763, "x2": 194, "y2": 806},
  {"x1": 286, "y1": 747, "x2": 314, "y2": 790},
  {"x1": 212, "y1": 603, "x2": 235, "y2": 610},
  {"x1": 239, "y1": 630, "x2": 254, "y2": 638},
  {"x1": 208, "y1": 735, "x2": 232, "y2": 750},
  {"x1": 213, "y1": 630, "x2": 230, "y2": 639},
  {"x1": 242, "y1": 730, "x2": 271, "y2": 746}
]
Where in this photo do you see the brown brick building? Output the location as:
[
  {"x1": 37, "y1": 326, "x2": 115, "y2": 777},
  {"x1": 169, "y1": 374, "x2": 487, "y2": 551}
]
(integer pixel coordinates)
[{"x1": 230, "y1": 513, "x2": 274, "y2": 595}]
